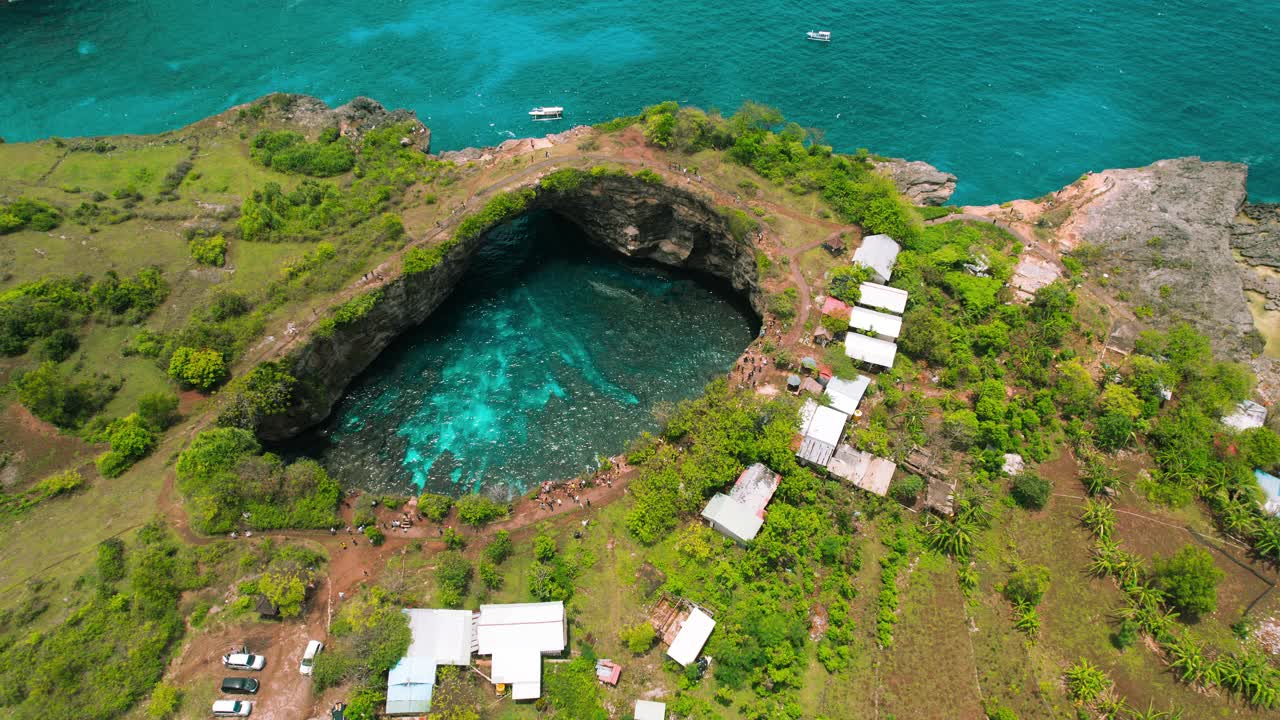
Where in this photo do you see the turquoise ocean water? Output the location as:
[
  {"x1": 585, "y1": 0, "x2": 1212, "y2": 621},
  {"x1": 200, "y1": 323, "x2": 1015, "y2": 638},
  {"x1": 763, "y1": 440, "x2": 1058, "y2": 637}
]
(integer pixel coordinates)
[
  {"x1": 1, "y1": 0, "x2": 1278, "y2": 204},
  {"x1": 298, "y1": 211, "x2": 755, "y2": 496}
]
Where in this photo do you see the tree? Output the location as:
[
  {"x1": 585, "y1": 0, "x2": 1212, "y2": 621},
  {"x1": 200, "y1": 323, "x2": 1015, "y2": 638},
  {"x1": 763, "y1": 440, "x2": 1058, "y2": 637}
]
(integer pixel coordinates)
[
  {"x1": 167, "y1": 346, "x2": 227, "y2": 391},
  {"x1": 1097, "y1": 384, "x2": 1143, "y2": 421},
  {"x1": 1010, "y1": 471, "x2": 1051, "y2": 510},
  {"x1": 484, "y1": 530, "x2": 513, "y2": 565},
  {"x1": 455, "y1": 494, "x2": 507, "y2": 526},
  {"x1": 827, "y1": 264, "x2": 870, "y2": 305},
  {"x1": 889, "y1": 474, "x2": 925, "y2": 505},
  {"x1": 434, "y1": 551, "x2": 472, "y2": 607},
  {"x1": 419, "y1": 492, "x2": 453, "y2": 522},
  {"x1": 1153, "y1": 545, "x2": 1223, "y2": 618},
  {"x1": 534, "y1": 534, "x2": 558, "y2": 562},
  {"x1": 620, "y1": 621, "x2": 656, "y2": 654},
  {"x1": 188, "y1": 233, "x2": 227, "y2": 266},
  {"x1": 145, "y1": 683, "x2": 181, "y2": 719},
  {"x1": 1055, "y1": 360, "x2": 1097, "y2": 418},
  {"x1": 37, "y1": 328, "x2": 79, "y2": 362},
  {"x1": 260, "y1": 571, "x2": 307, "y2": 617},
  {"x1": 15, "y1": 361, "x2": 110, "y2": 428}
]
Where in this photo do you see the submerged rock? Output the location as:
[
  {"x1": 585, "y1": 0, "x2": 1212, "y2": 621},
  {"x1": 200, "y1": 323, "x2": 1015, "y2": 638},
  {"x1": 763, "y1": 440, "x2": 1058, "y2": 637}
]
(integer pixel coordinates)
[{"x1": 871, "y1": 157, "x2": 957, "y2": 206}]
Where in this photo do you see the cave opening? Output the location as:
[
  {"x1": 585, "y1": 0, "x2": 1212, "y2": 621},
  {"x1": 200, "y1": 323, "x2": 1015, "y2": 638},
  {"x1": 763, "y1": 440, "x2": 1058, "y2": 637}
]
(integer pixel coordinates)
[{"x1": 294, "y1": 208, "x2": 759, "y2": 497}]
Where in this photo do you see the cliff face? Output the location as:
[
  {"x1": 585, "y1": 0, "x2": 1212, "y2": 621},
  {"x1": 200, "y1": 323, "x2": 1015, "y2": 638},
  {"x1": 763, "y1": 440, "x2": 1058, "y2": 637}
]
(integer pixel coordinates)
[
  {"x1": 871, "y1": 157, "x2": 957, "y2": 206},
  {"x1": 256, "y1": 174, "x2": 761, "y2": 440}
]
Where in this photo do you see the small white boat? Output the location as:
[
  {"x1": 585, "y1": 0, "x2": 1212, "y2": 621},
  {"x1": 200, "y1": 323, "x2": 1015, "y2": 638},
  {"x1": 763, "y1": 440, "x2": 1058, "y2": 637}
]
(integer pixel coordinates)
[
  {"x1": 806, "y1": 30, "x2": 831, "y2": 42},
  {"x1": 529, "y1": 106, "x2": 564, "y2": 121}
]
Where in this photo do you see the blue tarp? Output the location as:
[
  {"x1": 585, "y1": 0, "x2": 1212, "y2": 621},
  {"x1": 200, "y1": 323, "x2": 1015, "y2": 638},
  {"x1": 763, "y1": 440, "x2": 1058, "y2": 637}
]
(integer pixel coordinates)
[{"x1": 385, "y1": 657, "x2": 437, "y2": 715}]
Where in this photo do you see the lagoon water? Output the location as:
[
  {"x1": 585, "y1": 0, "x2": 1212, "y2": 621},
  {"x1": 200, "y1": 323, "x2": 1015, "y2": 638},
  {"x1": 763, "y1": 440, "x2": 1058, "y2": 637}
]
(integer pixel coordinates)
[
  {"x1": 2, "y1": 1, "x2": 1278, "y2": 204},
  {"x1": 300, "y1": 211, "x2": 755, "y2": 496}
]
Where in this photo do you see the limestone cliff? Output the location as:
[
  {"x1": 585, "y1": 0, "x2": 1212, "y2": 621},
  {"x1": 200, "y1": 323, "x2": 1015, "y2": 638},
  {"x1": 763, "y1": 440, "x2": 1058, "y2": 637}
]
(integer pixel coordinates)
[{"x1": 256, "y1": 174, "x2": 761, "y2": 440}]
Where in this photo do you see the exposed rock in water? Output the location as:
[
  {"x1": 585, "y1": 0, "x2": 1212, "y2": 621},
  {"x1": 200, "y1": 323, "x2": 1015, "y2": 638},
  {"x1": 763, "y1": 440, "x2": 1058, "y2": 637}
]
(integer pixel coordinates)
[
  {"x1": 1068, "y1": 157, "x2": 1260, "y2": 360},
  {"x1": 256, "y1": 174, "x2": 762, "y2": 441},
  {"x1": 871, "y1": 158, "x2": 957, "y2": 206}
]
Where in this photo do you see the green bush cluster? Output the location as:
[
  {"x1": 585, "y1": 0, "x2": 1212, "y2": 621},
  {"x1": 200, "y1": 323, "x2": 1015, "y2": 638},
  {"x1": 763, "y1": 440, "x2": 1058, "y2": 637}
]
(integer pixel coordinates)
[
  {"x1": 237, "y1": 180, "x2": 346, "y2": 242},
  {"x1": 454, "y1": 494, "x2": 508, "y2": 526},
  {"x1": 316, "y1": 289, "x2": 382, "y2": 338},
  {"x1": 0, "y1": 468, "x2": 84, "y2": 517},
  {"x1": 827, "y1": 264, "x2": 871, "y2": 305},
  {"x1": 454, "y1": 188, "x2": 537, "y2": 243},
  {"x1": 188, "y1": 232, "x2": 227, "y2": 266},
  {"x1": 0, "y1": 522, "x2": 200, "y2": 720},
  {"x1": 418, "y1": 492, "x2": 453, "y2": 521},
  {"x1": 311, "y1": 586, "x2": 411, "y2": 692},
  {"x1": 250, "y1": 129, "x2": 356, "y2": 176},
  {"x1": 0, "y1": 197, "x2": 61, "y2": 234},
  {"x1": 14, "y1": 361, "x2": 116, "y2": 428},
  {"x1": 175, "y1": 428, "x2": 340, "y2": 534},
  {"x1": 0, "y1": 267, "x2": 168, "y2": 356},
  {"x1": 167, "y1": 346, "x2": 228, "y2": 390},
  {"x1": 95, "y1": 413, "x2": 158, "y2": 478}
]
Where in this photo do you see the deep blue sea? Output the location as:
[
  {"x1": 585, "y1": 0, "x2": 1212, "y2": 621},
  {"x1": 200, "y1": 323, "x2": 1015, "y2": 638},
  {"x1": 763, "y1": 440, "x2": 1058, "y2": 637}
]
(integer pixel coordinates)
[
  {"x1": 1, "y1": 0, "x2": 1277, "y2": 204},
  {"x1": 300, "y1": 211, "x2": 754, "y2": 496}
]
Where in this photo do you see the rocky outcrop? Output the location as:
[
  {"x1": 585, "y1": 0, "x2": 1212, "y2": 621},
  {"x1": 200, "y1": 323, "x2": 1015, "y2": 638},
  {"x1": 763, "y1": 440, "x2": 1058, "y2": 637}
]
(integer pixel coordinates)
[
  {"x1": 256, "y1": 173, "x2": 761, "y2": 440},
  {"x1": 871, "y1": 158, "x2": 957, "y2": 206},
  {"x1": 1232, "y1": 203, "x2": 1280, "y2": 267},
  {"x1": 1070, "y1": 157, "x2": 1260, "y2": 358},
  {"x1": 250, "y1": 94, "x2": 431, "y2": 152}
]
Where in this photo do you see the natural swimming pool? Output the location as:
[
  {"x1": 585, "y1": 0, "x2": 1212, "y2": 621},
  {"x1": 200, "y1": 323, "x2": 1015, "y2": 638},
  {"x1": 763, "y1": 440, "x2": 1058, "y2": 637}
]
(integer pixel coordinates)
[{"x1": 299, "y1": 210, "x2": 757, "y2": 497}]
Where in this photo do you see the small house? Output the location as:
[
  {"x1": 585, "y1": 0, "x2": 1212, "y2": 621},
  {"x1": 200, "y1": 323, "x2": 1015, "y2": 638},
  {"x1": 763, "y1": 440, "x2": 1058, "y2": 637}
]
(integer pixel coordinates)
[
  {"x1": 786, "y1": 374, "x2": 802, "y2": 393},
  {"x1": 595, "y1": 659, "x2": 622, "y2": 686},
  {"x1": 821, "y1": 296, "x2": 852, "y2": 318},
  {"x1": 1256, "y1": 470, "x2": 1280, "y2": 516},
  {"x1": 822, "y1": 234, "x2": 846, "y2": 255},
  {"x1": 477, "y1": 601, "x2": 567, "y2": 701},
  {"x1": 800, "y1": 377, "x2": 825, "y2": 396},
  {"x1": 844, "y1": 332, "x2": 898, "y2": 369},
  {"x1": 813, "y1": 325, "x2": 833, "y2": 346},
  {"x1": 635, "y1": 700, "x2": 667, "y2": 720},
  {"x1": 700, "y1": 463, "x2": 781, "y2": 544},
  {"x1": 798, "y1": 399, "x2": 849, "y2": 467},
  {"x1": 825, "y1": 444, "x2": 896, "y2": 496},
  {"x1": 824, "y1": 375, "x2": 871, "y2": 416},
  {"x1": 858, "y1": 282, "x2": 909, "y2": 315},
  {"x1": 385, "y1": 609, "x2": 475, "y2": 715},
  {"x1": 853, "y1": 234, "x2": 901, "y2": 284},
  {"x1": 666, "y1": 607, "x2": 716, "y2": 667},
  {"x1": 849, "y1": 305, "x2": 903, "y2": 340}
]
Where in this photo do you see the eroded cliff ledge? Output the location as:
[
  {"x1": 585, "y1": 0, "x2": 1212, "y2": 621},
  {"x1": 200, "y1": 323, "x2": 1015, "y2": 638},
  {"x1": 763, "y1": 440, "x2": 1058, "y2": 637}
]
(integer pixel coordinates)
[{"x1": 255, "y1": 173, "x2": 762, "y2": 441}]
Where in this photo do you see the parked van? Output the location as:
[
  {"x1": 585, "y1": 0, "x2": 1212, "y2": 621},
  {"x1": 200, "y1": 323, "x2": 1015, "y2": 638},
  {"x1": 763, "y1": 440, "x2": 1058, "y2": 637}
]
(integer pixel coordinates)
[
  {"x1": 300, "y1": 639, "x2": 324, "y2": 675},
  {"x1": 212, "y1": 699, "x2": 253, "y2": 716}
]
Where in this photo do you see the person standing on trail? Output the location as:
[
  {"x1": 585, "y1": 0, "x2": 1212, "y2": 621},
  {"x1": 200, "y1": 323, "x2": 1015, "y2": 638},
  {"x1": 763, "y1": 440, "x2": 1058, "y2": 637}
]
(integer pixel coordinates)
[{"x1": 340, "y1": 542, "x2": 347, "y2": 551}]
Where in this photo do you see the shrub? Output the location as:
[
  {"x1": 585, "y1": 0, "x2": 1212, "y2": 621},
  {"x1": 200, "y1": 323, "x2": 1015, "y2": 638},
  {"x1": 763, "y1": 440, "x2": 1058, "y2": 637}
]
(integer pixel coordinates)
[
  {"x1": 145, "y1": 683, "x2": 181, "y2": 719},
  {"x1": 455, "y1": 494, "x2": 507, "y2": 526},
  {"x1": 364, "y1": 525, "x2": 386, "y2": 546},
  {"x1": 167, "y1": 346, "x2": 227, "y2": 390},
  {"x1": 37, "y1": 328, "x2": 79, "y2": 362},
  {"x1": 137, "y1": 392, "x2": 180, "y2": 431},
  {"x1": 1010, "y1": 471, "x2": 1051, "y2": 510},
  {"x1": 250, "y1": 129, "x2": 356, "y2": 176},
  {"x1": 620, "y1": 621, "x2": 656, "y2": 654},
  {"x1": 827, "y1": 264, "x2": 871, "y2": 305},
  {"x1": 889, "y1": 474, "x2": 925, "y2": 505},
  {"x1": 95, "y1": 537, "x2": 126, "y2": 583},
  {"x1": 188, "y1": 233, "x2": 227, "y2": 266},
  {"x1": 1153, "y1": 545, "x2": 1223, "y2": 617},
  {"x1": 484, "y1": 530, "x2": 513, "y2": 565},
  {"x1": 434, "y1": 551, "x2": 472, "y2": 607},
  {"x1": 0, "y1": 197, "x2": 61, "y2": 234},
  {"x1": 1002, "y1": 564, "x2": 1051, "y2": 607},
  {"x1": 418, "y1": 492, "x2": 453, "y2": 521},
  {"x1": 442, "y1": 527, "x2": 464, "y2": 549},
  {"x1": 403, "y1": 241, "x2": 453, "y2": 274},
  {"x1": 479, "y1": 560, "x2": 503, "y2": 590},
  {"x1": 14, "y1": 361, "x2": 113, "y2": 428},
  {"x1": 534, "y1": 534, "x2": 558, "y2": 562}
]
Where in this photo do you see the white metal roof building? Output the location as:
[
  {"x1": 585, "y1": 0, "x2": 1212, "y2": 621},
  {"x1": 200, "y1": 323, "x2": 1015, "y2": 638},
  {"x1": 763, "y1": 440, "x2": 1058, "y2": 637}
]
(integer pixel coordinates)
[
  {"x1": 845, "y1": 332, "x2": 898, "y2": 369},
  {"x1": 797, "y1": 399, "x2": 849, "y2": 467},
  {"x1": 853, "y1": 234, "x2": 901, "y2": 284},
  {"x1": 858, "y1": 282, "x2": 909, "y2": 314},
  {"x1": 700, "y1": 464, "x2": 781, "y2": 544},
  {"x1": 849, "y1": 305, "x2": 903, "y2": 340},
  {"x1": 635, "y1": 700, "x2": 667, "y2": 720},
  {"x1": 385, "y1": 609, "x2": 475, "y2": 715},
  {"x1": 666, "y1": 607, "x2": 716, "y2": 666},
  {"x1": 824, "y1": 375, "x2": 871, "y2": 416},
  {"x1": 476, "y1": 601, "x2": 567, "y2": 701}
]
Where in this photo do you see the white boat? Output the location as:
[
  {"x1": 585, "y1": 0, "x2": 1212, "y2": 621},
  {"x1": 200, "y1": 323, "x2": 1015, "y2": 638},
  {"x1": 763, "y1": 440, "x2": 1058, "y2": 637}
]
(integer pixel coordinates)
[
  {"x1": 806, "y1": 30, "x2": 831, "y2": 42},
  {"x1": 529, "y1": 106, "x2": 564, "y2": 121}
]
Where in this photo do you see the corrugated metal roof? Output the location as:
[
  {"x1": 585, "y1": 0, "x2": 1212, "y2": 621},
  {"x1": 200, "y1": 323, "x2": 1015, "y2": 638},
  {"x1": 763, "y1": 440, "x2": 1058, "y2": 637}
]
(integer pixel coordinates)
[
  {"x1": 635, "y1": 700, "x2": 667, "y2": 720},
  {"x1": 853, "y1": 234, "x2": 901, "y2": 283},
  {"x1": 701, "y1": 493, "x2": 765, "y2": 543},
  {"x1": 800, "y1": 398, "x2": 848, "y2": 446},
  {"x1": 1224, "y1": 400, "x2": 1268, "y2": 431},
  {"x1": 476, "y1": 602, "x2": 566, "y2": 655},
  {"x1": 403, "y1": 609, "x2": 473, "y2": 666},
  {"x1": 386, "y1": 657, "x2": 437, "y2": 716},
  {"x1": 849, "y1": 306, "x2": 903, "y2": 339},
  {"x1": 858, "y1": 282, "x2": 909, "y2": 314},
  {"x1": 844, "y1": 333, "x2": 898, "y2": 368},
  {"x1": 667, "y1": 608, "x2": 716, "y2": 666},
  {"x1": 825, "y1": 375, "x2": 871, "y2": 415},
  {"x1": 798, "y1": 436, "x2": 836, "y2": 466}
]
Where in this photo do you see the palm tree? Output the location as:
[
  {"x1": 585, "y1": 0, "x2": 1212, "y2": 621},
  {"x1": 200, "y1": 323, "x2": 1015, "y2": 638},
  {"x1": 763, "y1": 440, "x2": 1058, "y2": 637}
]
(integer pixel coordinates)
[
  {"x1": 1165, "y1": 632, "x2": 1214, "y2": 687},
  {"x1": 1126, "y1": 702, "x2": 1183, "y2": 719},
  {"x1": 1065, "y1": 658, "x2": 1111, "y2": 704},
  {"x1": 1081, "y1": 498, "x2": 1116, "y2": 539}
]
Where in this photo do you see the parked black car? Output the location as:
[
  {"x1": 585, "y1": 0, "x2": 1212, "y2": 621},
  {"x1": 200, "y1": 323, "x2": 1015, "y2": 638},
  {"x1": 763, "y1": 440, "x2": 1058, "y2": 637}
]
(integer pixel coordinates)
[{"x1": 221, "y1": 677, "x2": 260, "y2": 694}]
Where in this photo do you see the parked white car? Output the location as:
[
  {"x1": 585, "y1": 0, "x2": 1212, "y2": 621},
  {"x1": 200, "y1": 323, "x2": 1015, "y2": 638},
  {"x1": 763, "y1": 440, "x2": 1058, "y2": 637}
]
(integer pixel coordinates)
[
  {"x1": 212, "y1": 699, "x2": 253, "y2": 716},
  {"x1": 300, "y1": 639, "x2": 324, "y2": 675},
  {"x1": 221, "y1": 653, "x2": 266, "y2": 671}
]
